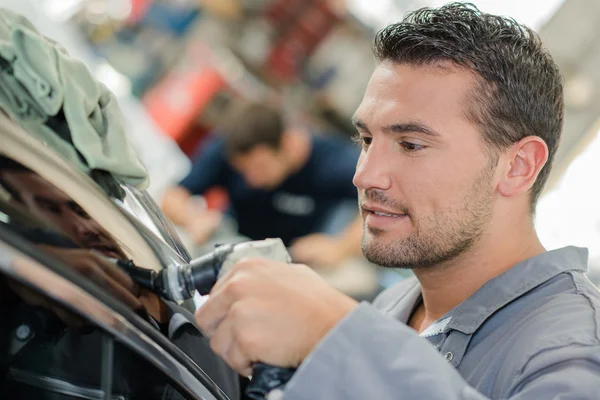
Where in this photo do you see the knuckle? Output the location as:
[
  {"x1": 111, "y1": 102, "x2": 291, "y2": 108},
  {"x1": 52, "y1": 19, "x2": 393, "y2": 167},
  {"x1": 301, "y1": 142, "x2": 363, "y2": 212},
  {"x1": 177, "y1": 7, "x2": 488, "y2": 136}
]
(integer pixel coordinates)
[
  {"x1": 228, "y1": 301, "x2": 248, "y2": 321},
  {"x1": 223, "y1": 273, "x2": 251, "y2": 297},
  {"x1": 233, "y1": 257, "x2": 265, "y2": 272},
  {"x1": 236, "y1": 330, "x2": 257, "y2": 352},
  {"x1": 193, "y1": 313, "x2": 206, "y2": 330},
  {"x1": 226, "y1": 349, "x2": 249, "y2": 373}
]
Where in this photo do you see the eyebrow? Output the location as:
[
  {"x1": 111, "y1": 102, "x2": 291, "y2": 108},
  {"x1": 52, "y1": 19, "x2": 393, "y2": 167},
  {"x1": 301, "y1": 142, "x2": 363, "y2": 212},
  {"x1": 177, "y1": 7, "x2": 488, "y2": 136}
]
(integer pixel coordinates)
[
  {"x1": 351, "y1": 117, "x2": 440, "y2": 138},
  {"x1": 34, "y1": 195, "x2": 59, "y2": 205}
]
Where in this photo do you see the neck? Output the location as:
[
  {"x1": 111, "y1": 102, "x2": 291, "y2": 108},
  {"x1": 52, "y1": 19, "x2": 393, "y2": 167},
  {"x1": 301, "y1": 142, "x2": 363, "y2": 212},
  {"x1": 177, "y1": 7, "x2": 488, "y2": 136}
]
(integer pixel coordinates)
[{"x1": 412, "y1": 211, "x2": 545, "y2": 330}]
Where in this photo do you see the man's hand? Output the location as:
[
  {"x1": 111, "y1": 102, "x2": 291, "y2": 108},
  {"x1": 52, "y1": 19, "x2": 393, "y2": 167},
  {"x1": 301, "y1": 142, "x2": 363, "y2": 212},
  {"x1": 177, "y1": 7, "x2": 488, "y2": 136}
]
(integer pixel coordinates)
[
  {"x1": 290, "y1": 234, "x2": 347, "y2": 267},
  {"x1": 194, "y1": 258, "x2": 358, "y2": 376}
]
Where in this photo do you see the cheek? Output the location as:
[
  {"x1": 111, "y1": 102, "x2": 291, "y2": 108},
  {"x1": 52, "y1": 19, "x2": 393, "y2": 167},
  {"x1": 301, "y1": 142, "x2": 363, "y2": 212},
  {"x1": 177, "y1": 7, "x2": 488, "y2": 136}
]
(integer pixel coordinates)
[
  {"x1": 272, "y1": 160, "x2": 287, "y2": 179},
  {"x1": 418, "y1": 162, "x2": 487, "y2": 213},
  {"x1": 397, "y1": 158, "x2": 463, "y2": 211}
]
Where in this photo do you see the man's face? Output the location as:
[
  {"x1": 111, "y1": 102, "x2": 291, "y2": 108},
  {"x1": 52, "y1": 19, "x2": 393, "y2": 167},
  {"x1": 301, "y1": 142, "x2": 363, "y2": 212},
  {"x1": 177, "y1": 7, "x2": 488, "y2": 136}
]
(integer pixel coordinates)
[
  {"x1": 352, "y1": 62, "x2": 497, "y2": 269},
  {"x1": 230, "y1": 145, "x2": 290, "y2": 190},
  {"x1": 0, "y1": 170, "x2": 124, "y2": 258}
]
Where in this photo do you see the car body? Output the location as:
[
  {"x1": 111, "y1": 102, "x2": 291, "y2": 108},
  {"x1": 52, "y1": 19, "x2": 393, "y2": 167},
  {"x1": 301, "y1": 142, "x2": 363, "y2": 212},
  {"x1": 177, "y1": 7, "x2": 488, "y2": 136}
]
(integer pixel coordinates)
[{"x1": 0, "y1": 111, "x2": 240, "y2": 400}]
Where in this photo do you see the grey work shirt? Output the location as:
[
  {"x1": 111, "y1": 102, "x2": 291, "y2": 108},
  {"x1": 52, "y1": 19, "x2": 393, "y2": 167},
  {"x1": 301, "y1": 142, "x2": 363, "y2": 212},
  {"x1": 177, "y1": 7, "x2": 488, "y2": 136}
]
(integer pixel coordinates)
[{"x1": 283, "y1": 247, "x2": 600, "y2": 399}]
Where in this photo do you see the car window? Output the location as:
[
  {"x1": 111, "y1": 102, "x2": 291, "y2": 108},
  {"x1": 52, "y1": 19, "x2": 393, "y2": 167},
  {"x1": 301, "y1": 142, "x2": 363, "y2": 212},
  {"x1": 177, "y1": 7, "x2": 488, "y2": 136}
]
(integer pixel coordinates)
[
  {"x1": 0, "y1": 268, "x2": 196, "y2": 400},
  {"x1": 0, "y1": 225, "x2": 237, "y2": 400}
]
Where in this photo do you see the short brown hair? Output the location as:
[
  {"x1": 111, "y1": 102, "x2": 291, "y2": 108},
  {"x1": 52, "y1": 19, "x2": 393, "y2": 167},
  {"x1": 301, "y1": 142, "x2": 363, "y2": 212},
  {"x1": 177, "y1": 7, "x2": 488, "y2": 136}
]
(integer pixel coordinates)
[{"x1": 220, "y1": 102, "x2": 284, "y2": 155}]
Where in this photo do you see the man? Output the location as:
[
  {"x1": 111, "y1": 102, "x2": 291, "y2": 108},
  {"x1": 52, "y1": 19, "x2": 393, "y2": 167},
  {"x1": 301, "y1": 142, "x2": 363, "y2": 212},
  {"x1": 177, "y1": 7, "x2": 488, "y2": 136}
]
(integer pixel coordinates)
[
  {"x1": 162, "y1": 102, "x2": 362, "y2": 267},
  {"x1": 194, "y1": 3, "x2": 600, "y2": 399}
]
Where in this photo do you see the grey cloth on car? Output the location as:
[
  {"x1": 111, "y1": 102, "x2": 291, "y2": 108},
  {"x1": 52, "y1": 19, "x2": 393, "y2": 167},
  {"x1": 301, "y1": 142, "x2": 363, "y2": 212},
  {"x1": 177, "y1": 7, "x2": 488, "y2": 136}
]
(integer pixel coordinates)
[{"x1": 0, "y1": 8, "x2": 148, "y2": 190}]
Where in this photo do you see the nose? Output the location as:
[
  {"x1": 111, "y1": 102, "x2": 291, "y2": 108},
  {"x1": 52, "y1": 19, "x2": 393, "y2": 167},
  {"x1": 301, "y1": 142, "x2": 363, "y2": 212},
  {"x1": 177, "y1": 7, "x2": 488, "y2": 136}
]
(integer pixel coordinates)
[
  {"x1": 72, "y1": 213, "x2": 101, "y2": 239},
  {"x1": 353, "y1": 143, "x2": 392, "y2": 191}
]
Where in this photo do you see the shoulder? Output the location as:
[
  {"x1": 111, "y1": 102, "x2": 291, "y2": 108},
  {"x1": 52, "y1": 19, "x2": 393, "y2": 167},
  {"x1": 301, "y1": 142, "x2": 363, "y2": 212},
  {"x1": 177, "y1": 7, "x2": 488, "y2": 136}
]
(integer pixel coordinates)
[
  {"x1": 501, "y1": 271, "x2": 600, "y2": 377},
  {"x1": 500, "y1": 276, "x2": 600, "y2": 395},
  {"x1": 195, "y1": 136, "x2": 226, "y2": 157},
  {"x1": 521, "y1": 271, "x2": 600, "y2": 342},
  {"x1": 308, "y1": 135, "x2": 359, "y2": 180},
  {"x1": 188, "y1": 136, "x2": 229, "y2": 169}
]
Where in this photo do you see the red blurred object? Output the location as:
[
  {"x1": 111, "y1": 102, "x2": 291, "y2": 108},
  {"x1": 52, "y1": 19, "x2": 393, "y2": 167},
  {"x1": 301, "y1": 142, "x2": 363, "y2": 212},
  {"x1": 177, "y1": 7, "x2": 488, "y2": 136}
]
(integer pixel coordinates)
[
  {"x1": 143, "y1": 68, "x2": 225, "y2": 142},
  {"x1": 265, "y1": 0, "x2": 340, "y2": 81},
  {"x1": 143, "y1": 41, "x2": 226, "y2": 155},
  {"x1": 127, "y1": 0, "x2": 151, "y2": 24},
  {"x1": 204, "y1": 186, "x2": 229, "y2": 211}
]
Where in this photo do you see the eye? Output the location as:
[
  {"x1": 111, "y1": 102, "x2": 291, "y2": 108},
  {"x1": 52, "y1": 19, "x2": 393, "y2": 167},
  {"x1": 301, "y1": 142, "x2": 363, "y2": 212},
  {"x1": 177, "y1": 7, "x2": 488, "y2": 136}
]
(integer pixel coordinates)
[
  {"x1": 352, "y1": 135, "x2": 372, "y2": 149},
  {"x1": 69, "y1": 202, "x2": 91, "y2": 219},
  {"x1": 400, "y1": 142, "x2": 425, "y2": 152},
  {"x1": 36, "y1": 199, "x2": 61, "y2": 214}
]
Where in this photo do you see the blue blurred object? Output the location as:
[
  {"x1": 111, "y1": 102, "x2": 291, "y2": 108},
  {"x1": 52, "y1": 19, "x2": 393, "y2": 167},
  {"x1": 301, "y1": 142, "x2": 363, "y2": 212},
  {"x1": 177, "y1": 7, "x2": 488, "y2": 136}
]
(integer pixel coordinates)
[
  {"x1": 309, "y1": 65, "x2": 338, "y2": 90},
  {"x1": 141, "y1": 3, "x2": 200, "y2": 36}
]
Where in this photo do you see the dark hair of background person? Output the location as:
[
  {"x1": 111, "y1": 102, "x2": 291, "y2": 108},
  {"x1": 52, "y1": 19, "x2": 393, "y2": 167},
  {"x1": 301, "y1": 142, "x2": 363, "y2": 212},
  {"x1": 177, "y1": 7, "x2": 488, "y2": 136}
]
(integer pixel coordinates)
[
  {"x1": 373, "y1": 2, "x2": 564, "y2": 210},
  {"x1": 219, "y1": 102, "x2": 285, "y2": 156}
]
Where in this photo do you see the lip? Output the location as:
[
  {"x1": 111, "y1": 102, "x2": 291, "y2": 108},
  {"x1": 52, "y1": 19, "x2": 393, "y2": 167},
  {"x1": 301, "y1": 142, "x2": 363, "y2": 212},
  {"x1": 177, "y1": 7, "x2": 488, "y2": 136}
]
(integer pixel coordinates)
[
  {"x1": 360, "y1": 202, "x2": 405, "y2": 216},
  {"x1": 364, "y1": 210, "x2": 408, "y2": 230},
  {"x1": 361, "y1": 203, "x2": 408, "y2": 230},
  {"x1": 88, "y1": 243, "x2": 123, "y2": 259}
]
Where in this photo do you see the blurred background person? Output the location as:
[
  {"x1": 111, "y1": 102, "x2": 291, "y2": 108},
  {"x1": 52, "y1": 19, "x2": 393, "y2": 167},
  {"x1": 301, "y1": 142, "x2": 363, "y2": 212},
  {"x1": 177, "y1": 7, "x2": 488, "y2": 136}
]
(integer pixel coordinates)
[{"x1": 161, "y1": 101, "x2": 362, "y2": 268}]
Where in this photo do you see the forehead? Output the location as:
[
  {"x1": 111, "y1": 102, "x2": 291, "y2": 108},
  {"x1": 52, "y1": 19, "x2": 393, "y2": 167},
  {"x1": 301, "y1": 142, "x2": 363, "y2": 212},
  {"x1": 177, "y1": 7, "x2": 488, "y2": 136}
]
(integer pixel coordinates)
[
  {"x1": 2, "y1": 170, "x2": 72, "y2": 202},
  {"x1": 232, "y1": 145, "x2": 279, "y2": 162},
  {"x1": 355, "y1": 62, "x2": 481, "y2": 135}
]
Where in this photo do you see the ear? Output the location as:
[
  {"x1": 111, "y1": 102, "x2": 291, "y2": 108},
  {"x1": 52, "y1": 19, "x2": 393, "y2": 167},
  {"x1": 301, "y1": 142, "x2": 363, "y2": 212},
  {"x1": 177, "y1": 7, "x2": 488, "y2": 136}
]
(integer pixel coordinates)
[{"x1": 497, "y1": 136, "x2": 548, "y2": 198}]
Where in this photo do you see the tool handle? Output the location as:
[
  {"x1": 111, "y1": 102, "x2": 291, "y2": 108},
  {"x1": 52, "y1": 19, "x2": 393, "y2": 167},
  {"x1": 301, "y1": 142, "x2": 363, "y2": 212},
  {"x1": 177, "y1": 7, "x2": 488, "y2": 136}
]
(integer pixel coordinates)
[{"x1": 245, "y1": 363, "x2": 296, "y2": 400}]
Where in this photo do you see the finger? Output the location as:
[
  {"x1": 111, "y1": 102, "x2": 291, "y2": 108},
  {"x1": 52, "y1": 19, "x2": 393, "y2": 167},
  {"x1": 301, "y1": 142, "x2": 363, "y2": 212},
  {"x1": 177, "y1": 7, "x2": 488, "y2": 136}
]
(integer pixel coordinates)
[
  {"x1": 209, "y1": 257, "x2": 267, "y2": 294},
  {"x1": 290, "y1": 247, "x2": 317, "y2": 263},
  {"x1": 208, "y1": 314, "x2": 252, "y2": 375},
  {"x1": 226, "y1": 344, "x2": 253, "y2": 377},
  {"x1": 195, "y1": 280, "x2": 237, "y2": 336},
  {"x1": 195, "y1": 269, "x2": 258, "y2": 336}
]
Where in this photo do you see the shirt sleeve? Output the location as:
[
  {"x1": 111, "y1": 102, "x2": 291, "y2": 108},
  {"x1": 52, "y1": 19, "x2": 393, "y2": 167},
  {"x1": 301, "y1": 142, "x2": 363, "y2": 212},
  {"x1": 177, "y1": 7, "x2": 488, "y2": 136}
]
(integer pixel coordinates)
[
  {"x1": 178, "y1": 137, "x2": 228, "y2": 195},
  {"x1": 282, "y1": 302, "x2": 600, "y2": 400}
]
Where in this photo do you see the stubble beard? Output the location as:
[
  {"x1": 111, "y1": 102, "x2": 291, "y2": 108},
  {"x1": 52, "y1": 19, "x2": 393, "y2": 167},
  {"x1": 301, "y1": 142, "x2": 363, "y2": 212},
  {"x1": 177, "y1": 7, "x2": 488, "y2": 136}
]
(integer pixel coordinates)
[{"x1": 361, "y1": 166, "x2": 495, "y2": 270}]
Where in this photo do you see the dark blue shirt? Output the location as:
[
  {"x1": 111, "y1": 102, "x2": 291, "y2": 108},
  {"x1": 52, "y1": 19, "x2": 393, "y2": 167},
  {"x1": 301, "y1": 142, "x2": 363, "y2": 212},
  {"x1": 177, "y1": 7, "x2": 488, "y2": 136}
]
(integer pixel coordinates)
[{"x1": 179, "y1": 135, "x2": 359, "y2": 245}]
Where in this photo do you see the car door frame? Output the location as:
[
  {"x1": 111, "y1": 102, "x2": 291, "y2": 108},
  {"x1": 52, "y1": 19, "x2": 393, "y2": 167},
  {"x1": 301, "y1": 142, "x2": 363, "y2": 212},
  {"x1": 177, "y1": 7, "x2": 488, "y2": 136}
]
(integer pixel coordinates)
[{"x1": 0, "y1": 225, "x2": 231, "y2": 400}]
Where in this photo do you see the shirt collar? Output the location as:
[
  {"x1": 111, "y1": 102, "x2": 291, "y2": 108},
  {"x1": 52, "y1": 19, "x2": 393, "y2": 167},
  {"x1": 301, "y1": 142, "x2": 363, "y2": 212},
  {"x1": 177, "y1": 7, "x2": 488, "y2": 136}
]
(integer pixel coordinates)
[
  {"x1": 164, "y1": 300, "x2": 196, "y2": 339},
  {"x1": 447, "y1": 246, "x2": 588, "y2": 334}
]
